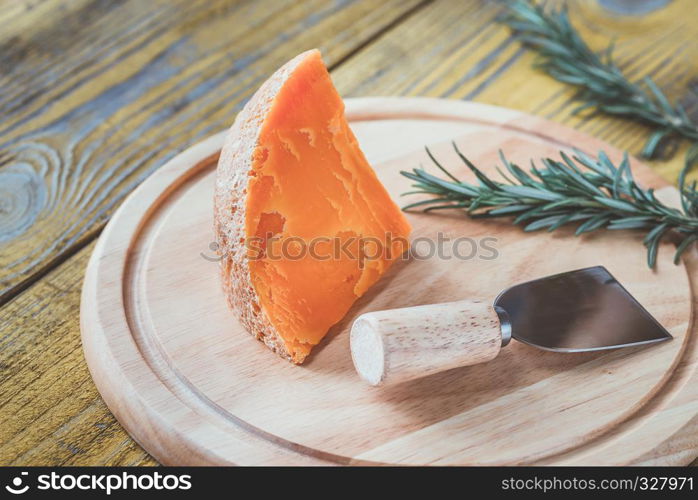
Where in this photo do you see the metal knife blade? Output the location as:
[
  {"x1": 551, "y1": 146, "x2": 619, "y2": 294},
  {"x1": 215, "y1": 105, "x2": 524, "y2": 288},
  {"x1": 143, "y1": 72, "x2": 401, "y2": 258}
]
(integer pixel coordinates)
[{"x1": 493, "y1": 266, "x2": 672, "y2": 352}]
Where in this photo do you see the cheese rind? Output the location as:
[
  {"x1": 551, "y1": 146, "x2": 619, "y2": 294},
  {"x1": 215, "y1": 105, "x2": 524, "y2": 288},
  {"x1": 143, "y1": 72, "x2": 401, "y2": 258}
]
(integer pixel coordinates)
[{"x1": 214, "y1": 50, "x2": 411, "y2": 363}]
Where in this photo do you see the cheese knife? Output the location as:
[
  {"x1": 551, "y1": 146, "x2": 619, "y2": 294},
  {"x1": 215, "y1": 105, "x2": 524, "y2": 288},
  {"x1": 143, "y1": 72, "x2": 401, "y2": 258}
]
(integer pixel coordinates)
[{"x1": 350, "y1": 266, "x2": 672, "y2": 386}]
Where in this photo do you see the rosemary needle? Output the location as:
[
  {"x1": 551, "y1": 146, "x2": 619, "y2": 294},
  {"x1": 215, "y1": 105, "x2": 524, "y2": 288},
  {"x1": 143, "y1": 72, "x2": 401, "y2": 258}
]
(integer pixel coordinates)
[
  {"x1": 501, "y1": 0, "x2": 698, "y2": 172},
  {"x1": 401, "y1": 143, "x2": 698, "y2": 268}
]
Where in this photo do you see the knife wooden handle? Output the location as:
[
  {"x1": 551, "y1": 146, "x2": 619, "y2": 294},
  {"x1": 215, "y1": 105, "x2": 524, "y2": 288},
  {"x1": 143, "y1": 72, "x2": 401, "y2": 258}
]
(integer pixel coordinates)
[{"x1": 350, "y1": 299, "x2": 505, "y2": 386}]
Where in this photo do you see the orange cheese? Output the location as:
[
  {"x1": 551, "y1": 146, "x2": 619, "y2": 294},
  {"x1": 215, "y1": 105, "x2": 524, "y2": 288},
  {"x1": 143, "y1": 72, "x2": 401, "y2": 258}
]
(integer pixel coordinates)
[{"x1": 214, "y1": 49, "x2": 411, "y2": 363}]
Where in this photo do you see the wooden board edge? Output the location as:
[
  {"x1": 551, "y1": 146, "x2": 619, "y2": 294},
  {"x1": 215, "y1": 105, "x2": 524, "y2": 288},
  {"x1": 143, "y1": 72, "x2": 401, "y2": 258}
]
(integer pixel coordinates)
[
  {"x1": 80, "y1": 97, "x2": 698, "y2": 465},
  {"x1": 80, "y1": 132, "x2": 335, "y2": 465}
]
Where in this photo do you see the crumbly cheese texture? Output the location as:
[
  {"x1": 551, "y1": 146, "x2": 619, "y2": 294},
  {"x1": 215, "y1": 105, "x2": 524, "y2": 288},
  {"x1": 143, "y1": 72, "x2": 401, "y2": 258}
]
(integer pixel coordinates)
[{"x1": 214, "y1": 49, "x2": 411, "y2": 363}]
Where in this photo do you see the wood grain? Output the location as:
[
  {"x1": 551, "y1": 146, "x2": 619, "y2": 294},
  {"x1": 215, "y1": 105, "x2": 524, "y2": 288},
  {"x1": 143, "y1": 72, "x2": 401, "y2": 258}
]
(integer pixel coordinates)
[
  {"x1": 0, "y1": 0, "x2": 427, "y2": 303},
  {"x1": 0, "y1": 240, "x2": 154, "y2": 465},
  {"x1": 2, "y1": 0, "x2": 698, "y2": 465},
  {"x1": 332, "y1": 0, "x2": 698, "y2": 182},
  {"x1": 0, "y1": 0, "x2": 428, "y2": 465},
  {"x1": 351, "y1": 300, "x2": 503, "y2": 386},
  {"x1": 80, "y1": 99, "x2": 696, "y2": 465}
]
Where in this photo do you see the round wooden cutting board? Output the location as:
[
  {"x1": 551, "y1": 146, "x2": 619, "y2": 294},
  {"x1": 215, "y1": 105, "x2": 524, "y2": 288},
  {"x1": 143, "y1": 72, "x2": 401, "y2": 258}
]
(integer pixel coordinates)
[{"x1": 80, "y1": 98, "x2": 698, "y2": 465}]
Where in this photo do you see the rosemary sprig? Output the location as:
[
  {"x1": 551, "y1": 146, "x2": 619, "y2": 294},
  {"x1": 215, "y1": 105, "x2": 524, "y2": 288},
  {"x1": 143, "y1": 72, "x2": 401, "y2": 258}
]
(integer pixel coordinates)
[
  {"x1": 501, "y1": 0, "x2": 698, "y2": 170},
  {"x1": 401, "y1": 143, "x2": 698, "y2": 268}
]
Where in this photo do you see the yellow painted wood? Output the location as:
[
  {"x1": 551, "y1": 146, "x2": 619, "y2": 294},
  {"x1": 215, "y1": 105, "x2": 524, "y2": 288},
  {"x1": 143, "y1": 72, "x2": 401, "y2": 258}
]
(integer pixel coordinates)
[
  {"x1": 2, "y1": 0, "x2": 697, "y2": 465},
  {"x1": 0, "y1": 0, "x2": 425, "y2": 302},
  {"x1": 333, "y1": 0, "x2": 698, "y2": 182},
  {"x1": 0, "y1": 0, "x2": 427, "y2": 466},
  {"x1": 0, "y1": 241, "x2": 155, "y2": 465}
]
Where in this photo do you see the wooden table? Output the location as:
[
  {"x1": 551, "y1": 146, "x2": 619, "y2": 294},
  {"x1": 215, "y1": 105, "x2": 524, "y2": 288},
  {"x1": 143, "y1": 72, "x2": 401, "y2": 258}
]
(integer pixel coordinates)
[{"x1": 1, "y1": 0, "x2": 697, "y2": 466}]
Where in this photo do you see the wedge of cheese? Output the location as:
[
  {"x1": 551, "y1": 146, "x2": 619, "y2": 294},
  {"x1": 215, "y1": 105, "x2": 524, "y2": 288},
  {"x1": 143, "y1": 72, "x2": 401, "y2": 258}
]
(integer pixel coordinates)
[{"x1": 214, "y1": 49, "x2": 411, "y2": 363}]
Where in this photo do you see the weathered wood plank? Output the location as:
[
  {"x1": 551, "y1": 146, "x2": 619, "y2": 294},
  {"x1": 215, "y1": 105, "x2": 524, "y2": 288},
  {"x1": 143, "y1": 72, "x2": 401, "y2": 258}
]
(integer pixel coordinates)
[
  {"x1": 332, "y1": 0, "x2": 698, "y2": 183},
  {"x1": 0, "y1": 0, "x2": 427, "y2": 304},
  {"x1": 0, "y1": 0, "x2": 430, "y2": 466},
  {"x1": 0, "y1": 241, "x2": 156, "y2": 465},
  {"x1": 3, "y1": 0, "x2": 698, "y2": 466}
]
